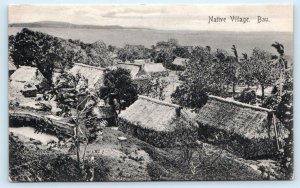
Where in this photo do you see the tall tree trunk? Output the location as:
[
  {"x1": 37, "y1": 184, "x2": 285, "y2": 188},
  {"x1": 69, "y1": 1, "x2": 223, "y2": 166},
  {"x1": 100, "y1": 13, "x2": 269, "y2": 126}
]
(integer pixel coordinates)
[
  {"x1": 261, "y1": 84, "x2": 265, "y2": 103},
  {"x1": 232, "y1": 82, "x2": 236, "y2": 95},
  {"x1": 75, "y1": 125, "x2": 81, "y2": 171}
]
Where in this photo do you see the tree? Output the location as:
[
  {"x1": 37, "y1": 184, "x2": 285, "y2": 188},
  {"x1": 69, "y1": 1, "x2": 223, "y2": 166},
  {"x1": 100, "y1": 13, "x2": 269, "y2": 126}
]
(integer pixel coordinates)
[
  {"x1": 249, "y1": 48, "x2": 274, "y2": 102},
  {"x1": 272, "y1": 42, "x2": 287, "y2": 96},
  {"x1": 173, "y1": 46, "x2": 190, "y2": 58},
  {"x1": 271, "y1": 73, "x2": 293, "y2": 179},
  {"x1": 11, "y1": 28, "x2": 56, "y2": 84},
  {"x1": 10, "y1": 28, "x2": 89, "y2": 84},
  {"x1": 213, "y1": 49, "x2": 238, "y2": 95},
  {"x1": 140, "y1": 77, "x2": 169, "y2": 100},
  {"x1": 155, "y1": 49, "x2": 174, "y2": 64},
  {"x1": 239, "y1": 53, "x2": 255, "y2": 88},
  {"x1": 116, "y1": 44, "x2": 150, "y2": 63},
  {"x1": 235, "y1": 88, "x2": 257, "y2": 104},
  {"x1": 55, "y1": 72, "x2": 97, "y2": 180},
  {"x1": 86, "y1": 41, "x2": 113, "y2": 67},
  {"x1": 8, "y1": 35, "x2": 15, "y2": 64},
  {"x1": 171, "y1": 46, "x2": 212, "y2": 110},
  {"x1": 230, "y1": 45, "x2": 240, "y2": 94},
  {"x1": 100, "y1": 68, "x2": 138, "y2": 108},
  {"x1": 167, "y1": 38, "x2": 179, "y2": 47},
  {"x1": 156, "y1": 38, "x2": 178, "y2": 49},
  {"x1": 175, "y1": 119, "x2": 198, "y2": 171}
]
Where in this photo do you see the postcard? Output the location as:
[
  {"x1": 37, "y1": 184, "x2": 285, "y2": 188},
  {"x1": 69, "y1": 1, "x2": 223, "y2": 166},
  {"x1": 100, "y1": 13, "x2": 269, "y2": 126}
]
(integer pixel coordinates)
[{"x1": 8, "y1": 4, "x2": 293, "y2": 181}]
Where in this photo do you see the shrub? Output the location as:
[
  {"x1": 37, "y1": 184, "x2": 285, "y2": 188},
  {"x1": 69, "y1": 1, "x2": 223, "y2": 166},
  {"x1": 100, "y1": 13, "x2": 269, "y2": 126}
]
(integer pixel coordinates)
[
  {"x1": 234, "y1": 88, "x2": 256, "y2": 104},
  {"x1": 146, "y1": 161, "x2": 168, "y2": 180}
]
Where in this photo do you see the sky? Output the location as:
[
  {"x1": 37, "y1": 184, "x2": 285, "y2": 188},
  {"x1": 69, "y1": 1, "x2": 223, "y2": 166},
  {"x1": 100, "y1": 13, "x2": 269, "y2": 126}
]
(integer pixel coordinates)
[{"x1": 9, "y1": 4, "x2": 293, "y2": 32}]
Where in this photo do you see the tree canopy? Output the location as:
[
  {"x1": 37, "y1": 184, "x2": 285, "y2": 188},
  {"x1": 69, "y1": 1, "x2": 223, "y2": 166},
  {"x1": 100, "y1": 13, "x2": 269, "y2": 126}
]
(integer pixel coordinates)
[{"x1": 100, "y1": 68, "x2": 138, "y2": 108}]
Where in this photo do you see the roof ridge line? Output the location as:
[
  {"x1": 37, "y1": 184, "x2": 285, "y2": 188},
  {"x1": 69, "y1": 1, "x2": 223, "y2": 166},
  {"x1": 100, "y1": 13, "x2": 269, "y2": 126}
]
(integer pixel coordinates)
[
  {"x1": 208, "y1": 95, "x2": 273, "y2": 112},
  {"x1": 138, "y1": 95, "x2": 180, "y2": 108},
  {"x1": 117, "y1": 62, "x2": 141, "y2": 67},
  {"x1": 74, "y1": 63, "x2": 107, "y2": 70}
]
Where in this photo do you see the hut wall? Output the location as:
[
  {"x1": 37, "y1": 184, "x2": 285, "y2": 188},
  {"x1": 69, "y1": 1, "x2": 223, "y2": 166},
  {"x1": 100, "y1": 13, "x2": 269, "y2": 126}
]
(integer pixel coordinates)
[
  {"x1": 245, "y1": 138, "x2": 276, "y2": 159},
  {"x1": 119, "y1": 118, "x2": 197, "y2": 148},
  {"x1": 197, "y1": 124, "x2": 277, "y2": 159},
  {"x1": 9, "y1": 112, "x2": 73, "y2": 138},
  {"x1": 149, "y1": 71, "x2": 169, "y2": 78}
]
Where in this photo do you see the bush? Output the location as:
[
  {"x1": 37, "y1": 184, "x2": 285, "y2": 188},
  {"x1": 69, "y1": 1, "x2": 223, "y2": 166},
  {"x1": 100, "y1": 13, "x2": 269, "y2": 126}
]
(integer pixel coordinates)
[
  {"x1": 101, "y1": 68, "x2": 138, "y2": 108},
  {"x1": 146, "y1": 161, "x2": 168, "y2": 180},
  {"x1": 234, "y1": 88, "x2": 256, "y2": 104}
]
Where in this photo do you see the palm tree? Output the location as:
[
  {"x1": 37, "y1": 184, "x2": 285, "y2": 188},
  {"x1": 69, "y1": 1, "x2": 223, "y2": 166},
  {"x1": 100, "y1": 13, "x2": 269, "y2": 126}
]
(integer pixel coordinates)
[{"x1": 271, "y1": 42, "x2": 285, "y2": 96}]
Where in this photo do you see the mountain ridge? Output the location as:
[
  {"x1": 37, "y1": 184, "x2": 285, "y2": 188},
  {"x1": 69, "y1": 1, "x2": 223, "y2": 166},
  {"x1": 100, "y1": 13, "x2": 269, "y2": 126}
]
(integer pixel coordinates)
[{"x1": 9, "y1": 21, "x2": 151, "y2": 30}]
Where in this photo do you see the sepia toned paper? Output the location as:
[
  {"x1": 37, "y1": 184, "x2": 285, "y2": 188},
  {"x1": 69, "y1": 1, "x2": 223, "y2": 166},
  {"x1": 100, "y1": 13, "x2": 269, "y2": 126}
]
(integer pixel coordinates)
[{"x1": 8, "y1": 4, "x2": 293, "y2": 182}]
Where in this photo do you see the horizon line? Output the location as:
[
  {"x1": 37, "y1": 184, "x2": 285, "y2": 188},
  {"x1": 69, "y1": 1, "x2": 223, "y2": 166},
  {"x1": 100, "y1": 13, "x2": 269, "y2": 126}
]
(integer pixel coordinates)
[{"x1": 8, "y1": 20, "x2": 293, "y2": 33}]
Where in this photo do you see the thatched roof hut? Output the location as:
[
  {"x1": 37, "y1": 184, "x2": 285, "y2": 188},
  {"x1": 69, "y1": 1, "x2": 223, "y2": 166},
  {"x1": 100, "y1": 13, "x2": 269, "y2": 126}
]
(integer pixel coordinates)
[
  {"x1": 196, "y1": 95, "x2": 288, "y2": 159},
  {"x1": 119, "y1": 95, "x2": 197, "y2": 147},
  {"x1": 68, "y1": 63, "x2": 107, "y2": 90},
  {"x1": 172, "y1": 57, "x2": 189, "y2": 67},
  {"x1": 10, "y1": 66, "x2": 45, "y2": 97},
  {"x1": 116, "y1": 62, "x2": 168, "y2": 79},
  {"x1": 115, "y1": 63, "x2": 148, "y2": 79},
  {"x1": 143, "y1": 63, "x2": 167, "y2": 75}
]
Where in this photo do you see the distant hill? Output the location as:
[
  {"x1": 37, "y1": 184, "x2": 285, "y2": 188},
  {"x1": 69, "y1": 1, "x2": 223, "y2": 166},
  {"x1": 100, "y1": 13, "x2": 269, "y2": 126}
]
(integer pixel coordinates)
[
  {"x1": 8, "y1": 21, "x2": 148, "y2": 30},
  {"x1": 8, "y1": 21, "x2": 293, "y2": 59}
]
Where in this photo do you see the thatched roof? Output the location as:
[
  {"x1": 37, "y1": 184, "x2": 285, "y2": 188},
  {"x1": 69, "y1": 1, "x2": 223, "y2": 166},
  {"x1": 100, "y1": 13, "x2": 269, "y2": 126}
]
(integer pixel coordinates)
[
  {"x1": 68, "y1": 63, "x2": 106, "y2": 90},
  {"x1": 116, "y1": 63, "x2": 167, "y2": 79},
  {"x1": 9, "y1": 61, "x2": 17, "y2": 71},
  {"x1": 115, "y1": 63, "x2": 147, "y2": 79},
  {"x1": 144, "y1": 63, "x2": 167, "y2": 73},
  {"x1": 196, "y1": 95, "x2": 276, "y2": 140},
  {"x1": 133, "y1": 59, "x2": 152, "y2": 65},
  {"x1": 11, "y1": 66, "x2": 41, "y2": 83},
  {"x1": 119, "y1": 95, "x2": 191, "y2": 132},
  {"x1": 172, "y1": 57, "x2": 189, "y2": 66},
  {"x1": 10, "y1": 66, "x2": 45, "y2": 90}
]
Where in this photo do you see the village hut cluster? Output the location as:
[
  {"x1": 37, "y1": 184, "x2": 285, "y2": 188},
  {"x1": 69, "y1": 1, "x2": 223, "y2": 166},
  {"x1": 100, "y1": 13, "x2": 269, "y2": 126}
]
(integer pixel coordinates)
[
  {"x1": 8, "y1": 57, "x2": 287, "y2": 161},
  {"x1": 118, "y1": 94, "x2": 287, "y2": 159}
]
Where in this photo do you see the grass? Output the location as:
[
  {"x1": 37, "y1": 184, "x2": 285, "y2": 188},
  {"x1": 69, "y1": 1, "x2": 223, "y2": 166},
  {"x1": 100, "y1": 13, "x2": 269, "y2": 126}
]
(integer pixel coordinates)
[{"x1": 10, "y1": 123, "x2": 271, "y2": 181}]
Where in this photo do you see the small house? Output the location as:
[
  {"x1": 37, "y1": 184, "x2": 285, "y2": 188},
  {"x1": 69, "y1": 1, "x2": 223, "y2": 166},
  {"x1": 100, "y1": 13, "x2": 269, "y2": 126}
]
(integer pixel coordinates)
[
  {"x1": 116, "y1": 62, "x2": 168, "y2": 78},
  {"x1": 143, "y1": 63, "x2": 168, "y2": 77},
  {"x1": 68, "y1": 63, "x2": 107, "y2": 91},
  {"x1": 196, "y1": 95, "x2": 288, "y2": 159},
  {"x1": 115, "y1": 63, "x2": 148, "y2": 80},
  {"x1": 119, "y1": 95, "x2": 197, "y2": 147},
  {"x1": 10, "y1": 66, "x2": 45, "y2": 97},
  {"x1": 172, "y1": 57, "x2": 189, "y2": 67}
]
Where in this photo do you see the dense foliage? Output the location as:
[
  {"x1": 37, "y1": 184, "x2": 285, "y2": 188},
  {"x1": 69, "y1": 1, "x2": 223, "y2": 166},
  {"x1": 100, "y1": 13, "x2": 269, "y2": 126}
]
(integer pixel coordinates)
[
  {"x1": 54, "y1": 72, "x2": 89, "y2": 116},
  {"x1": 234, "y1": 88, "x2": 257, "y2": 104},
  {"x1": 100, "y1": 68, "x2": 138, "y2": 108},
  {"x1": 171, "y1": 46, "x2": 212, "y2": 109},
  {"x1": 9, "y1": 28, "x2": 113, "y2": 85}
]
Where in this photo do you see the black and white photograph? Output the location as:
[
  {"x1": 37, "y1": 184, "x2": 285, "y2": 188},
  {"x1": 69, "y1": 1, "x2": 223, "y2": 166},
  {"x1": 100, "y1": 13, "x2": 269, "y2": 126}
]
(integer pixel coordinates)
[{"x1": 8, "y1": 4, "x2": 293, "y2": 181}]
